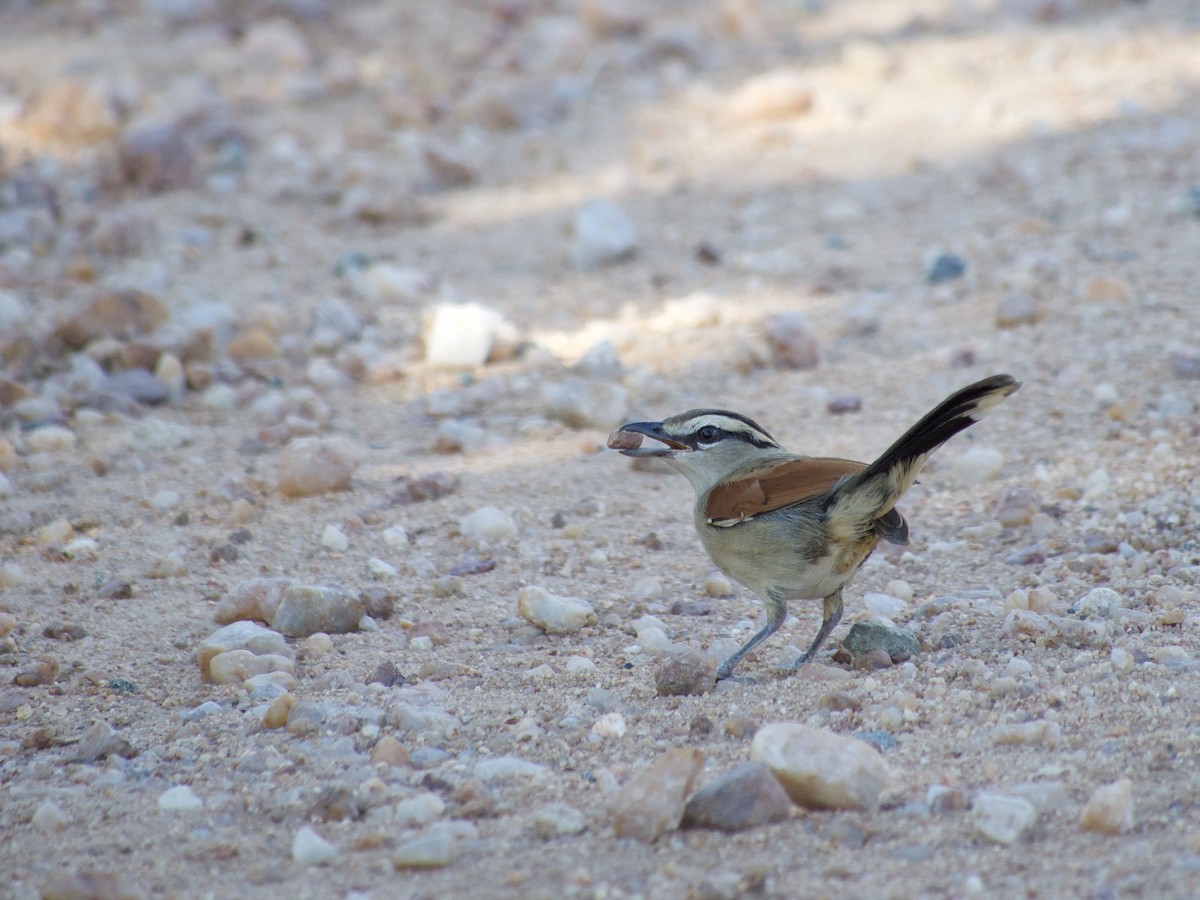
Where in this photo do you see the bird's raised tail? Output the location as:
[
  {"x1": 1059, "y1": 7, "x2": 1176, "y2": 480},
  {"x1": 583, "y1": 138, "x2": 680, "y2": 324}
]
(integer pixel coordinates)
[
  {"x1": 830, "y1": 374, "x2": 1021, "y2": 529},
  {"x1": 862, "y1": 374, "x2": 1020, "y2": 483}
]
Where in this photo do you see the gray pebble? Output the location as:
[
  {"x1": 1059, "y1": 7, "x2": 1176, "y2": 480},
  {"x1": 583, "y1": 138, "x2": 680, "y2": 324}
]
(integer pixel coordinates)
[{"x1": 681, "y1": 762, "x2": 793, "y2": 832}]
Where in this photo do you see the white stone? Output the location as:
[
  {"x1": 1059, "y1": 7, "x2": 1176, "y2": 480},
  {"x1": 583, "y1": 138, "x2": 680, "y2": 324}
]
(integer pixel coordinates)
[
  {"x1": 61, "y1": 538, "x2": 99, "y2": 559},
  {"x1": 750, "y1": 723, "x2": 891, "y2": 810},
  {"x1": 474, "y1": 756, "x2": 546, "y2": 780},
  {"x1": 565, "y1": 656, "x2": 597, "y2": 674},
  {"x1": 635, "y1": 626, "x2": 671, "y2": 652},
  {"x1": 146, "y1": 551, "x2": 187, "y2": 578},
  {"x1": 26, "y1": 426, "x2": 76, "y2": 453},
  {"x1": 424, "y1": 302, "x2": 517, "y2": 370},
  {"x1": 863, "y1": 592, "x2": 906, "y2": 620},
  {"x1": 591, "y1": 712, "x2": 627, "y2": 738},
  {"x1": 321, "y1": 524, "x2": 349, "y2": 552},
  {"x1": 705, "y1": 574, "x2": 735, "y2": 598},
  {"x1": 0, "y1": 563, "x2": 26, "y2": 588},
  {"x1": 460, "y1": 506, "x2": 517, "y2": 546},
  {"x1": 382, "y1": 525, "x2": 408, "y2": 546},
  {"x1": 569, "y1": 198, "x2": 637, "y2": 269},
  {"x1": 1110, "y1": 646, "x2": 1134, "y2": 674},
  {"x1": 950, "y1": 446, "x2": 1005, "y2": 484},
  {"x1": 367, "y1": 558, "x2": 397, "y2": 579},
  {"x1": 884, "y1": 579, "x2": 914, "y2": 602},
  {"x1": 208, "y1": 650, "x2": 295, "y2": 685},
  {"x1": 971, "y1": 793, "x2": 1036, "y2": 844},
  {"x1": 292, "y1": 825, "x2": 339, "y2": 865},
  {"x1": 728, "y1": 69, "x2": 814, "y2": 121},
  {"x1": 394, "y1": 792, "x2": 445, "y2": 826},
  {"x1": 1074, "y1": 587, "x2": 1124, "y2": 619},
  {"x1": 531, "y1": 803, "x2": 587, "y2": 838},
  {"x1": 150, "y1": 489, "x2": 181, "y2": 511},
  {"x1": 31, "y1": 800, "x2": 68, "y2": 832},
  {"x1": 198, "y1": 621, "x2": 291, "y2": 680},
  {"x1": 392, "y1": 825, "x2": 456, "y2": 869},
  {"x1": 200, "y1": 384, "x2": 239, "y2": 411},
  {"x1": 517, "y1": 586, "x2": 597, "y2": 633},
  {"x1": 1083, "y1": 469, "x2": 1111, "y2": 500},
  {"x1": 157, "y1": 785, "x2": 203, "y2": 812}
]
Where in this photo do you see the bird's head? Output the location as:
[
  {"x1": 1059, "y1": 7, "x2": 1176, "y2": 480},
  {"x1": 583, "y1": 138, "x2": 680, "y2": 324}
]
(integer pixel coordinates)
[{"x1": 613, "y1": 409, "x2": 785, "y2": 490}]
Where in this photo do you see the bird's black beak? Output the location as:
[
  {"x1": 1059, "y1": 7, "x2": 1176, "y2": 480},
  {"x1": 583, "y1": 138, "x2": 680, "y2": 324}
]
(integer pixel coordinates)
[{"x1": 610, "y1": 421, "x2": 689, "y2": 457}]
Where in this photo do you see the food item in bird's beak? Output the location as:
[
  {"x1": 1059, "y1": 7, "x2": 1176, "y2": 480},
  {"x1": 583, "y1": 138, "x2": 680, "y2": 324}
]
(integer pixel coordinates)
[{"x1": 607, "y1": 429, "x2": 643, "y2": 451}]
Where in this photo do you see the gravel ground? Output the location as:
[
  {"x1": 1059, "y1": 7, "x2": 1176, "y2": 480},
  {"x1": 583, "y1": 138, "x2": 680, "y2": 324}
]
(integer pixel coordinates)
[{"x1": 2, "y1": 1, "x2": 1200, "y2": 898}]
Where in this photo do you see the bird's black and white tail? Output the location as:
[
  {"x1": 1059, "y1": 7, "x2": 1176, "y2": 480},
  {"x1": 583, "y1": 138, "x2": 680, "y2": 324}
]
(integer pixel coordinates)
[
  {"x1": 861, "y1": 374, "x2": 1020, "y2": 484},
  {"x1": 829, "y1": 374, "x2": 1020, "y2": 533}
]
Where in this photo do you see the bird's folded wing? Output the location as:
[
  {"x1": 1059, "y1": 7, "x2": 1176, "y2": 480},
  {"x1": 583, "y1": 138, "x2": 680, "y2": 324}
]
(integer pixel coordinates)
[{"x1": 705, "y1": 457, "x2": 867, "y2": 524}]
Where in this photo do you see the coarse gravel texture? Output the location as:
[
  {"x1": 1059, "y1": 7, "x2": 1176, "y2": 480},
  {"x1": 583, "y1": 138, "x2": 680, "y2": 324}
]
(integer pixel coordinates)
[{"x1": 2, "y1": 1, "x2": 1200, "y2": 898}]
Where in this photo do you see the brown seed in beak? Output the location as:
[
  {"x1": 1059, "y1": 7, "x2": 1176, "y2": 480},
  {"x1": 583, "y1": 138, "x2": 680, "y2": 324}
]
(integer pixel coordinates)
[{"x1": 607, "y1": 429, "x2": 644, "y2": 451}]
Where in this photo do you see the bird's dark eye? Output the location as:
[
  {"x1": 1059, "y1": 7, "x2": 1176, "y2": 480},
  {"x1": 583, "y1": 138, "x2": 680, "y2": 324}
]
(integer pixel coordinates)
[{"x1": 696, "y1": 426, "x2": 720, "y2": 443}]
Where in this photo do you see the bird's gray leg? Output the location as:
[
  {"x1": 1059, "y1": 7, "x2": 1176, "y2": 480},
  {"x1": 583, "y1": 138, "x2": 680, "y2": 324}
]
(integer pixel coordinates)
[
  {"x1": 780, "y1": 588, "x2": 844, "y2": 674},
  {"x1": 715, "y1": 593, "x2": 787, "y2": 681}
]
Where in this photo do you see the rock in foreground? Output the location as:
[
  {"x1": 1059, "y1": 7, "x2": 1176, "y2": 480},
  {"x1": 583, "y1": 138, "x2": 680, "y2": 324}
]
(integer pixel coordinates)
[
  {"x1": 749, "y1": 723, "x2": 891, "y2": 811},
  {"x1": 612, "y1": 748, "x2": 705, "y2": 841}
]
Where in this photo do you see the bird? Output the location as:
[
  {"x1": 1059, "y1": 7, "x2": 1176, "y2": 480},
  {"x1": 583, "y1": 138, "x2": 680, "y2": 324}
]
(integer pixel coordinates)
[{"x1": 609, "y1": 374, "x2": 1020, "y2": 680}]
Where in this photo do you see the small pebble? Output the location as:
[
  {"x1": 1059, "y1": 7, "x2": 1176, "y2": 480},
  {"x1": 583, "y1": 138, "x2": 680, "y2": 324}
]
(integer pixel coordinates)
[
  {"x1": 273, "y1": 584, "x2": 363, "y2": 637},
  {"x1": 927, "y1": 253, "x2": 966, "y2": 284},
  {"x1": 459, "y1": 507, "x2": 517, "y2": 546},
  {"x1": 146, "y1": 551, "x2": 187, "y2": 578},
  {"x1": 423, "y1": 302, "x2": 517, "y2": 370},
  {"x1": 517, "y1": 586, "x2": 597, "y2": 633},
  {"x1": 843, "y1": 622, "x2": 919, "y2": 663},
  {"x1": 531, "y1": 803, "x2": 587, "y2": 838},
  {"x1": 570, "y1": 198, "x2": 638, "y2": 269},
  {"x1": 1073, "y1": 587, "x2": 1124, "y2": 619},
  {"x1": 1080, "y1": 778, "x2": 1134, "y2": 835},
  {"x1": 277, "y1": 437, "x2": 360, "y2": 498},
  {"x1": 292, "y1": 826, "x2": 339, "y2": 865},
  {"x1": 705, "y1": 575, "x2": 735, "y2": 598},
  {"x1": 591, "y1": 712, "x2": 627, "y2": 739},
  {"x1": 32, "y1": 800, "x2": 69, "y2": 833},
  {"x1": 214, "y1": 577, "x2": 295, "y2": 625},
  {"x1": 611, "y1": 748, "x2": 706, "y2": 842},
  {"x1": 566, "y1": 656, "x2": 597, "y2": 674},
  {"x1": 262, "y1": 693, "x2": 296, "y2": 729},
  {"x1": 827, "y1": 395, "x2": 861, "y2": 414},
  {"x1": 995, "y1": 294, "x2": 1041, "y2": 328},
  {"x1": 392, "y1": 825, "x2": 456, "y2": 869},
  {"x1": 862, "y1": 592, "x2": 906, "y2": 620},
  {"x1": 371, "y1": 735, "x2": 410, "y2": 767},
  {"x1": 303, "y1": 633, "x2": 334, "y2": 656},
  {"x1": 157, "y1": 785, "x2": 203, "y2": 812},
  {"x1": 971, "y1": 793, "x2": 1036, "y2": 844},
  {"x1": 654, "y1": 650, "x2": 716, "y2": 696},
  {"x1": 750, "y1": 723, "x2": 890, "y2": 811},
  {"x1": 474, "y1": 756, "x2": 546, "y2": 781},
  {"x1": 26, "y1": 427, "x2": 76, "y2": 453},
  {"x1": 208, "y1": 650, "x2": 295, "y2": 685},
  {"x1": 1110, "y1": 646, "x2": 1134, "y2": 675},
  {"x1": 681, "y1": 762, "x2": 794, "y2": 832},
  {"x1": 321, "y1": 524, "x2": 349, "y2": 552},
  {"x1": 395, "y1": 792, "x2": 445, "y2": 826},
  {"x1": 727, "y1": 70, "x2": 813, "y2": 121}
]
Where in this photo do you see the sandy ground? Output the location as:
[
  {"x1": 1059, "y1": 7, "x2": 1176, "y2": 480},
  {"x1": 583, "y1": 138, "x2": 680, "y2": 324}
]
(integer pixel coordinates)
[{"x1": 2, "y1": 0, "x2": 1200, "y2": 897}]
